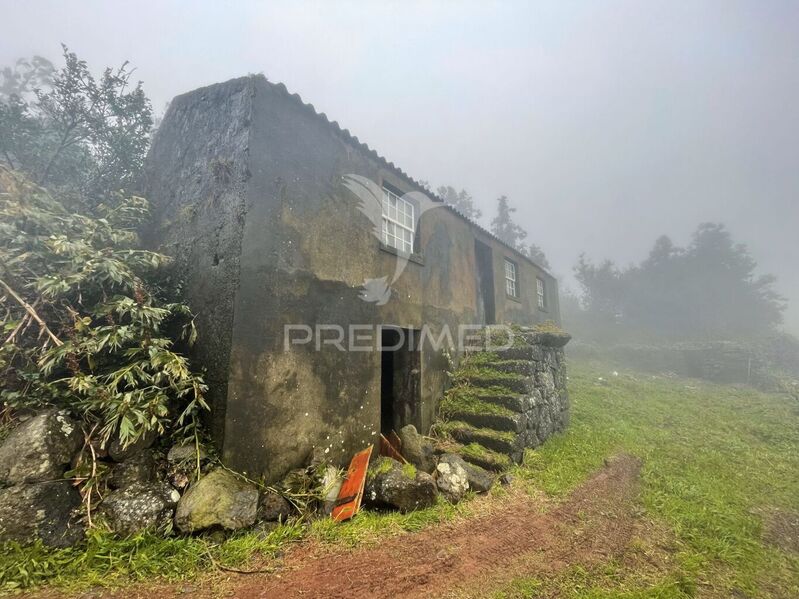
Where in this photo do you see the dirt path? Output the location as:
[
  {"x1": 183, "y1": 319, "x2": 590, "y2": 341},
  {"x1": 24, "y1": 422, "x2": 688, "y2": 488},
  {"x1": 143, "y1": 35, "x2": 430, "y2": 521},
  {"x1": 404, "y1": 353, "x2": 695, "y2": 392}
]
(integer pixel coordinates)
[{"x1": 230, "y1": 453, "x2": 642, "y2": 598}]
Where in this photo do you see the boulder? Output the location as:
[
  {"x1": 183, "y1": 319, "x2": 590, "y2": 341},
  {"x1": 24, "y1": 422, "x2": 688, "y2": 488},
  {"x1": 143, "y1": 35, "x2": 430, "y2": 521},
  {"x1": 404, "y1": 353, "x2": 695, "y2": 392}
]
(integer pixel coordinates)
[
  {"x1": 365, "y1": 457, "x2": 437, "y2": 512},
  {"x1": 174, "y1": 468, "x2": 258, "y2": 532},
  {"x1": 439, "y1": 453, "x2": 495, "y2": 494},
  {"x1": 398, "y1": 424, "x2": 436, "y2": 473},
  {"x1": 434, "y1": 458, "x2": 470, "y2": 503},
  {"x1": 107, "y1": 429, "x2": 158, "y2": 462},
  {"x1": 258, "y1": 490, "x2": 293, "y2": 522},
  {"x1": 108, "y1": 450, "x2": 156, "y2": 489},
  {"x1": 0, "y1": 481, "x2": 83, "y2": 547},
  {"x1": 0, "y1": 409, "x2": 82, "y2": 484},
  {"x1": 100, "y1": 482, "x2": 180, "y2": 536},
  {"x1": 167, "y1": 444, "x2": 207, "y2": 463}
]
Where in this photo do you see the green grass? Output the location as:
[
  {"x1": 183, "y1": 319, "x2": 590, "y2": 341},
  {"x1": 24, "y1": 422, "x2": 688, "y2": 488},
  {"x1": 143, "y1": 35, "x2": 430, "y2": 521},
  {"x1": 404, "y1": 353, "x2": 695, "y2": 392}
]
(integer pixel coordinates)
[
  {"x1": 497, "y1": 360, "x2": 799, "y2": 598},
  {"x1": 4, "y1": 360, "x2": 798, "y2": 597},
  {"x1": 440, "y1": 387, "x2": 516, "y2": 418},
  {"x1": 436, "y1": 420, "x2": 517, "y2": 444}
]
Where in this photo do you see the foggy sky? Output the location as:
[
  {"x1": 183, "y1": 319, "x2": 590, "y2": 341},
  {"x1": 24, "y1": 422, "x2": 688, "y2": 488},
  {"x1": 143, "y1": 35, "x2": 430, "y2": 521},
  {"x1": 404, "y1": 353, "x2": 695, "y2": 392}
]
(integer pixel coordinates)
[{"x1": 2, "y1": 0, "x2": 798, "y2": 334}]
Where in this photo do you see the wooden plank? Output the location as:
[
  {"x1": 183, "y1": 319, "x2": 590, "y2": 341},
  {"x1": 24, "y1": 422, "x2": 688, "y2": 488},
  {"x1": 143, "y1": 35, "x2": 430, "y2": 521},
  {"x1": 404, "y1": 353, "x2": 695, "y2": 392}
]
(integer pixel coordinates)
[
  {"x1": 331, "y1": 445, "x2": 373, "y2": 522},
  {"x1": 388, "y1": 430, "x2": 403, "y2": 453},
  {"x1": 379, "y1": 433, "x2": 408, "y2": 464}
]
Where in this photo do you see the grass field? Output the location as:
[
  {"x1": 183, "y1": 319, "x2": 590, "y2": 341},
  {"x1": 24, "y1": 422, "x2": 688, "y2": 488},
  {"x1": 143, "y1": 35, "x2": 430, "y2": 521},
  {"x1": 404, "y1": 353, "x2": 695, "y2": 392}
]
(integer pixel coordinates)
[
  {"x1": 2, "y1": 359, "x2": 798, "y2": 596},
  {"x1": 495, "y1": 361, "x2": 799, "y2": 598}
]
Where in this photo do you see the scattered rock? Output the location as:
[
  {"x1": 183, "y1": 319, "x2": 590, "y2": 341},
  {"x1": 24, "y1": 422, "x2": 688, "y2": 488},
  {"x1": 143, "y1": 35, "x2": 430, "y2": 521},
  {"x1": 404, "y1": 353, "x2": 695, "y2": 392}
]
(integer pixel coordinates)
[
  {"x1": 100, "y1": 482, "x2": 180, "y2": 536},
  {"x1": 398, "y1": 424, "x2": 436, "y2": 473},
  {"x1": 167, "y1": 444, "x2": 207, "y2": 463},
  {"x1": 439, "y1": 453, "x2": 495, "y2": 493},
  {"x1": 174, "y1": 468, "x2": 258, "y2": 532},
  {"x1": 0, "y1": 481, "x2": 83, "y2": 547},
  {"x1": 365, "y1": 457, "x2": 437, "y2": 512},
  {"x1": 321, "y1": 465, "x2": 344, "y2": 515},
  {"x1": 0, "y1": 409, "x2": 82, "y2": 484},
  {"x1": 434, "y1": 459, "x2": 470, "y2": 503},
  {"x1": 499, "y1": 473, "x2": 514, "y2": 486},
  {"x1": 109, "y1": 450, "x2": 156, "y2": 489},
  {"x1": 258, "y1": 490, "x2": 293, "y2": 522},
  {"x1": 107, "y1": 429, "x2": 158, "y2": 462}
]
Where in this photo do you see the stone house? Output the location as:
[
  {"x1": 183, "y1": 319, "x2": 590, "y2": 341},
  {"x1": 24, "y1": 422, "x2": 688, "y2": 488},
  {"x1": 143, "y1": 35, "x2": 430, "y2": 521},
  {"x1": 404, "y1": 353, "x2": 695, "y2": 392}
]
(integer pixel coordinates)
[{"x1": 145, "y1": 75, "x2": 561, "y2": 482}]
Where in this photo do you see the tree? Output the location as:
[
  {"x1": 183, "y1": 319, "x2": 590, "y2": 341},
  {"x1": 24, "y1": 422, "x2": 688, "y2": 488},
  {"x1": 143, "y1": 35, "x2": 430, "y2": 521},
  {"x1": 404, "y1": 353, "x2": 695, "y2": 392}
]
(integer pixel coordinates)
[
  {"x1": 0, "y1": 46, "x2": 152, "y2": 211},
  {"x1": 0, "y1": 56, "x2": 55, "y2": 101},
  {"x1": 490, "y1": 195, "x2": 527, "y2": 249},
  {"x1": 571, "y1": 223, "x2": 785, "y2": 342},
  {"x1": 522, "y1": 243, "x2": 551, "y2": 270},
  {"x1": 436, "y1": 185, "x2": 482, "y2": 221},
  {"x1": 0, "y1": 166, "x2": 207, "y2": 452}
]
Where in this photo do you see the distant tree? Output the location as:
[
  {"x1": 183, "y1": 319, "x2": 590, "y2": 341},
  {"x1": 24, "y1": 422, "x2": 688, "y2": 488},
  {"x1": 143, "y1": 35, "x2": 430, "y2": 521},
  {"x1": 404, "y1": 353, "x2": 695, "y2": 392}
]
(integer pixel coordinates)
[
  {"x1": 522, "y1": 243, "x2": 551, "y2": 270},
  {"x1": 0, "y1": 56, "x2": 55, "y2": 101},
  {"x1": 437, "y1": 185, "x2": 482, "y2": 221},
  {"x1": 573, "y1": 254, "x2": 625, "y2": 340},
  {"x1": 490, "y1": 195, "x2": 527, "y2": 249},
  {"x1": 572, "y1": 223, "x2": 785, "y2": 342},
  {"x1": 0, "y1": 46, "x2": 152, "y2": 211}
]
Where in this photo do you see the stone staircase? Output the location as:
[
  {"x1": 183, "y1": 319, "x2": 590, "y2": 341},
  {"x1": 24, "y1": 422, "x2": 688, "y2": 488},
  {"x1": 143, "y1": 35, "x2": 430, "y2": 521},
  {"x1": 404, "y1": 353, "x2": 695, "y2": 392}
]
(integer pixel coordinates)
[{"x1": 434, "y1": 325, "x2": 571, "y2": 472}]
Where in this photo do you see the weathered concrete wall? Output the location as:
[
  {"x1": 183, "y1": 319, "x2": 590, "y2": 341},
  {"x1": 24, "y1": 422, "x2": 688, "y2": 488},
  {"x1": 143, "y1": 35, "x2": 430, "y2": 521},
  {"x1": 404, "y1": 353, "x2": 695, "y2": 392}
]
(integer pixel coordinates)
[
  {"x1": 146, "y1": 75, "x2": 562, "y2": 482},
  {"x1": 144, "y1": 77, "x2": 253, "y2": 442}
]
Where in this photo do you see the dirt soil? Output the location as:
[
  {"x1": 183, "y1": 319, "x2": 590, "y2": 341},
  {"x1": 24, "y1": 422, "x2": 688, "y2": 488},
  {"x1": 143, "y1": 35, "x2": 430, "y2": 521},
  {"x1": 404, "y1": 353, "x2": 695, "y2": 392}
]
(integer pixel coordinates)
[
  {"x1": 44, "y1": 454, "x2": 643, "y2": 599},
  {"x1": 236, "y1": 453, "x2": 643, "y2": 598}
]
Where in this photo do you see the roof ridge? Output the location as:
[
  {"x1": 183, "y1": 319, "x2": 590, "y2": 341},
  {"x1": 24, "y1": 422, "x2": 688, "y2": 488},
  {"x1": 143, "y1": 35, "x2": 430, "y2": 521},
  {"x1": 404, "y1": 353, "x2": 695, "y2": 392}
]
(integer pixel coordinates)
[{"x1": 259, "y1": 75, "x2": 552, "y2": 276}]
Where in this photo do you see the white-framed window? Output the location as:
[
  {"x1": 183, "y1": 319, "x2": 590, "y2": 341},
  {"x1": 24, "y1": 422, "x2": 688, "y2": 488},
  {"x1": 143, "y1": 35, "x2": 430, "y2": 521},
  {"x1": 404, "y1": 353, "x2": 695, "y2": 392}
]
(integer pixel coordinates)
[
  {"x1": 537, "y1": 277, "x2": 546, "y2": 309},
  {"x1": 381, "y1": 186, "x2": 415, "y2": 253},
  {"x1": 504, "y1": 259, "x2": 518, "y2": 297}
]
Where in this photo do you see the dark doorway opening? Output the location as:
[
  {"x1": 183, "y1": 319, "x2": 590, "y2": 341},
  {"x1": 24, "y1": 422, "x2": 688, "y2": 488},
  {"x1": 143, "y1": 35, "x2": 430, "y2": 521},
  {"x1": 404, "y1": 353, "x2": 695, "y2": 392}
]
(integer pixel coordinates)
[
  {"x1": 380, "y1": 327, "x2": 421, "y2": 436},
  {"x1": 475, "y1": 240, "x2": 496, "y2": 325}
]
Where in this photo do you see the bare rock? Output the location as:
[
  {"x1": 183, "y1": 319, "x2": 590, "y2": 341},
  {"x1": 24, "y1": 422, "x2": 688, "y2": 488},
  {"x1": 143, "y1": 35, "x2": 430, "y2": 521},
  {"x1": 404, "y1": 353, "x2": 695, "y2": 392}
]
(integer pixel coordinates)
[
  {"x1": 365, "y1": 457, "x2": 437, "y2": 513},
  {"x1": 398, "y1": 424, "x2": 436, "y2": 473},
  {"x1": 174, "y1": 468, "x2": 258, "y2": 533},
  {"x1": 108, "y1": 450, "x2": 156, "y2": 489},
  {"x1": 0, "y1": 409, "x2": 82, "y2": 484},
  {"x1": 258, "y1": 490, "x2": 293, "y2": 522},
  {"x1": 439, "y1": 453, "x2": 495, "y2": 494},
  {"x1": 100, "y1": 482, "x2": 180, "y2": 536},
  {"x1": 434, "y1": 458, "x2": 470, "y2": 503},
  {"x1": 107, "y1": 429, "x2": 158, "y2": 462},
  {"x1": 0, "y1": 481, "x2": 84, "y2": 547},
  {"x1": 167, "y1": 444, "x2": 207, "y2": 463}
]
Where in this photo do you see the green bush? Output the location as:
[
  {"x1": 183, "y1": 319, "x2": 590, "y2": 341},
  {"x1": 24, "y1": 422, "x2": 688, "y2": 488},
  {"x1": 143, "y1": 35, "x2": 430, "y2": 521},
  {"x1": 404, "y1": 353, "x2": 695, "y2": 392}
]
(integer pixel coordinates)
[{"x1": 0, "y1": 165, "x2": 207, "y2": 451}]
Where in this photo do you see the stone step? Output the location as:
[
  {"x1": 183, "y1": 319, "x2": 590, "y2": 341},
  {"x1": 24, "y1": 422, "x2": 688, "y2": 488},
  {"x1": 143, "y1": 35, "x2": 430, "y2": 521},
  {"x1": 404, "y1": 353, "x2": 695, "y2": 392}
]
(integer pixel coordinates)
[
  {"x1": 472, "y1": 390, "x2": 534, "y2": 413},
  {"x1": 465, "y1": 373, "x2": 534, "y2": 395},
  {"x1": 493, "y1": 344, "x2": 543, "y2": 362},
  {"x1": 456, "y1": 442, "x2": 515, "y2": 471},
  {"x1": 448, "y1": 410, "x2": 526, "y2": 433},
  {"x1": 442, "y1": 421, "x2": 522, "y2": 457},
  {"x1": 490, "y1": 359, "x2": 535, "y2": 376}
]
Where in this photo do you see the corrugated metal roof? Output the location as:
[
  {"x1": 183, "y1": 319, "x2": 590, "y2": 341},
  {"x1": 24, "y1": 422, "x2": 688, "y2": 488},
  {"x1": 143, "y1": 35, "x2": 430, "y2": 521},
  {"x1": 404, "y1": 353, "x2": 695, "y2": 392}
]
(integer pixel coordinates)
[{"x1": 266, "y1": 77, "x2": 552, "y2": 276}]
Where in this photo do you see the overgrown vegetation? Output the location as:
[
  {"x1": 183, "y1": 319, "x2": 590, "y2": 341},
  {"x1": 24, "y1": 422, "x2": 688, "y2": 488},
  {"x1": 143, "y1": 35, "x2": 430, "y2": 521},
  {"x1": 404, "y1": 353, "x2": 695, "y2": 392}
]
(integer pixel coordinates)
[
  {"x1": 500, "y1": 361, "x2": 799, "y2": 598},
  {"x1": 2, "y1": 360, "x2": 797, "y2": 595},
  {"x1": 0, "y1": 50, "x2": 207, "y2": 522},
  {"x1": 0, "y1": 166, "x2": 207, "y2": 451},
  {"x1": 0, "y1": 46, "x2": 152, "y2": 210}
]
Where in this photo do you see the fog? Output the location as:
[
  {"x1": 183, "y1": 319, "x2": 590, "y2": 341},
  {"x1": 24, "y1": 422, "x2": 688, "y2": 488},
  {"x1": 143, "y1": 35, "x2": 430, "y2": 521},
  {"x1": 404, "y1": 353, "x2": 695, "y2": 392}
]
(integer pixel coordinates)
[{"x1": 2, "y1": 0, "x2": 797, "y2": 334}]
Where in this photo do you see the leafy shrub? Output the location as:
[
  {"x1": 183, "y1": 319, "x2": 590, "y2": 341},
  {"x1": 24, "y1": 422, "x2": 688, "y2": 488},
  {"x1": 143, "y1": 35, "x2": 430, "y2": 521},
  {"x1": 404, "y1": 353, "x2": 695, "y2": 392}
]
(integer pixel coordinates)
[{"x1": 0, "y1": 165, "x2": 207, "y2": 450}]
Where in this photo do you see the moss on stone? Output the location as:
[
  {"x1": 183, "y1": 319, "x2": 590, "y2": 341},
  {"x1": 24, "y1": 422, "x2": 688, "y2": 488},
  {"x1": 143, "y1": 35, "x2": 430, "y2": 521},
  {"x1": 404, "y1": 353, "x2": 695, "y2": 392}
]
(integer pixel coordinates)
[
  {"x1": 436, "y1": 420, "x2": 516, "y2": 444},
  {"x1": 401, "y1": 462, "x2": 417, "y2": 479},
  {"x1": 459, "y1": 443, "x2": 512, "y2": 470},
  {"x1": 440, "y1": 387, "x2": 515, "y2": 418}
]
